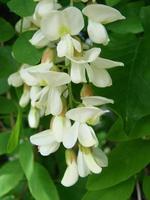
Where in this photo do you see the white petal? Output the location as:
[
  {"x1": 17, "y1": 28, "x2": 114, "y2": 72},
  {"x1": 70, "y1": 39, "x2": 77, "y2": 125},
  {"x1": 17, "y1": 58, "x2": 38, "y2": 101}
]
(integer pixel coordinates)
[
  {"x1": 87, "y1": 20, "x2": 109, "y2": 45},
  {"x1": 66, "y1": 107, "x2": 105, "y2": 123},
  {"x1": 84, "y1": 150, "x2": 102, "y2": 174},
  {"x1": 61, "y1": 161, "x2": 78, "y2": 187},
  {"x1": 70, "y1": 62, "x2": 87, "y2": 84},
  {"x1": 38, "y1": 142, "x2": 60, "y2": 156},
  {"x1": 8, "y1": 72, "x2": 23, "y2": 87},
  {"x1": 71, "y1": 37, "x2": 81, "y2": 53},
  {"x1": 77, "y1": 149, "x2": 90, "y2": 177},
  {"x1": 67, "y1": 48, "x2": 100, "y2": 64},
  {"x1": 86, "y1": 64, "x2": 112, "y2": 87},
  {"x1": 57, "y1": 35, "x2": 74, "y2": 57},
  {"x1": 30, "y1": 129, "x2": 54, "y2": 146},
  {"x1": 41, "y1": 10, "x2": 62, "y2": 41},
  {"x1": 51, "y1": 116, "x2": 71, "y2": 142},
  {"x1": 28, "y1": 107, "x2": 40, "y2": 128},
  {"x1": 30, "y1": 86, "x2": 41, "y2": 106},
  {"x1": 92, "y1": 57, "x2": 124, "y2": 69},
  {"x1": 19, "y1": 85, "x2": 30, "y2": 107},
  {"x1": 82, "y1": 4, "x2": 125, "y2": 24},
  {"x1": 45, "y1": 88, "x2": 63, "y2": 116},
  {"x1": 63, "y1": 7, "x2": 84, "y2": 35},
  {"x1": 92, "y1": 147, "x2": 108, "y2": 167},
  {"x1": 78, "y1": 123, "x2": 98, "y2": 147},
  {"x1": 63, "y1": 122, "x2": 79, "y2": 149},
  {"x1": 29, "y1": 30, "x2": 50, "y2": 48},
  {"x1": 82, "y1": 96, "x2": 114, "y2": 106}
]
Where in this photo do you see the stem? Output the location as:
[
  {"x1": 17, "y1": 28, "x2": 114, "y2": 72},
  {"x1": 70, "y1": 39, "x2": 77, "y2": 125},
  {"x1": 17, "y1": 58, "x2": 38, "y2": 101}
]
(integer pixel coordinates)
[
  {"x1": 136, "y1": 181, "x2": 142, "y2": 200},
  {"x1": 70, "y1": 0, "x2": 73, "y2": 6}
]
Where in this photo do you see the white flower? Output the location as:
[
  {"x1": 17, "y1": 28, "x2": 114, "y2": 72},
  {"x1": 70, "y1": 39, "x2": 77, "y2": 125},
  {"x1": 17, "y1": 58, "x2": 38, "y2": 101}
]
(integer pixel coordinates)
[
  {"x1": 15, "y1": 16, "x2": 37, "y2": 33},
  {"x1": 82, "y1": 4, "x2": 125, "y2": 45},
  {"x1": 20, "y1": 64, "x2": 71, "y2": 115},
  {"x1": 61, "y1": 150, "x2": 78, "y2": 187},
  {"x1": 68, "y1": 48, "x2": 124, "y2": 87},
  {"x1": 33, "y1": 0, "x2": 61, "y2": 26},
  {"x1": 63, "y1": 107, "x2": 106, "y2": 148},
  {"x1": 30, "y1": 129, "x2": 60, "y2": 156},
  {"x1": 82, "y1": 96, "x2": 114, "y2": 106},
  {"x1": 77, "y1": 146, "x2": 108, "y2": 177},
  {"x1": 40, "y1": 7, "x2": 84, "y2": 57}
]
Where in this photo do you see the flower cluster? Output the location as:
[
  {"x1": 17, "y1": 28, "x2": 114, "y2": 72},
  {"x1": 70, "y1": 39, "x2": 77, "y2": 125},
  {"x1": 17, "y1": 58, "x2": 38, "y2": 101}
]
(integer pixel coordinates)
[{"x1": 8, "y1": 0, "x2": 125, "y2": 187}]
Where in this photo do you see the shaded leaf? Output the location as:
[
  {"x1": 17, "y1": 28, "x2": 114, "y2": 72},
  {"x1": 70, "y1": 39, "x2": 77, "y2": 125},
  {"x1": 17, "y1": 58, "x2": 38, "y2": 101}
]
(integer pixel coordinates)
[
  {"x1": 143, "y1": 176, "x2": 150, "y2": 200},
  {"x1": 83, "y1": 178, "x2": 135, "y2": 200},
  {"x1": 7, "y1": 110, "x2": 22, "y2": 153},
  {"x1": 0, "y1": 18, "x2": 15, "y2": 42}
]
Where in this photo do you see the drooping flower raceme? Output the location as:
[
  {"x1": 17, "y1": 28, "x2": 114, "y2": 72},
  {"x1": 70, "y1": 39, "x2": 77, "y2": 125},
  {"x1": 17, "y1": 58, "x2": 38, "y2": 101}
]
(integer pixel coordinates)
[{"x1": 8, "y1": 0, "x2": 125, "y2": 187}]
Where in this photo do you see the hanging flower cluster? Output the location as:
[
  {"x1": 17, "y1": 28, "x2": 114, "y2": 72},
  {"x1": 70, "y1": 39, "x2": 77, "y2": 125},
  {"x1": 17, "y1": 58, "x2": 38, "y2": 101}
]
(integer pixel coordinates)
[{"x1": 8, "y1": 0, "x2": 125, "y2": 187}]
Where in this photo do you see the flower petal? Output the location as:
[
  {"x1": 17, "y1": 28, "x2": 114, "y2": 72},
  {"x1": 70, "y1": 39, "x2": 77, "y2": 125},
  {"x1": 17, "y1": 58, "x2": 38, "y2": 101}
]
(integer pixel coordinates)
[
  {"x1": 28, "y1": 107, "x2": 40, "y2": 128},
  {"x1": 29, "y1": 30, "x2": 50, "y2": 48},
  {"x1": 41, "y1": 10, "x2": 62, "y2": 41},
  {"x1": 63, "y1": 122, "x2": 79, "y2": 149},
  {"x1": 77, "y1": 149, "x2": 90, "y2": 177},
  {"x1": 86, "y1": 64, "x2": 112, "y2": 87},
  {"x1": 38, "y1": 142, "x2": 60, "y2": 156},
  {"x1": 92, "y1": 57, "x2": 124, "y2": 69},
  {"x1": 8, "y1": 72, "x2": 23, "y2": 87},
  {"x1": 84, "y1": 150, "x2": 102, "y2": 174},
  {"x1": 87, "y1": 20, "x2": 109, "y2": 45},
  {"x1": 61, "y1": 161, "x2": 78, "y2": 187},
  {"x1": 78, "y1": 123, "x2": 98, "y2": 147},
  {"x1": 92, "y1": 147, "x2": 108, "y2": 167},
  {"x1": 30, "y1": 129, "x2": 54, "y2": 146},
  {"x1": 82, "y1": 96, "x2": 114, "y2": 106},
  {"x1": 66, "y1": 107, "x2": 105, "y2": 123},
  {"x1": 51, "y1": 116, "x2": 71, "y2": 142},
  {"x1": 45, "y1": 88, "x2": 63, "y2": 116},
  {"x1": 63, "y1": 7, "x2": 84, "y2": 35},
  {"x1": 82, "y1": 4, "x2": 125, "y2": 24},
  {"x1": 67, "y1": 48, "x2": 101, "y2": 64},
  {"x1": 70, "y1": 62, "x2": 87, "y2": 84}
]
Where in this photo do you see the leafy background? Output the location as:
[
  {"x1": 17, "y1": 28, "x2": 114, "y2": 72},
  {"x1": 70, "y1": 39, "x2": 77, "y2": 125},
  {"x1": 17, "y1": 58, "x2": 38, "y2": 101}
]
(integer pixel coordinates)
[{"x1": 0, "y1": 0, "x2": 150, "y2": 199}]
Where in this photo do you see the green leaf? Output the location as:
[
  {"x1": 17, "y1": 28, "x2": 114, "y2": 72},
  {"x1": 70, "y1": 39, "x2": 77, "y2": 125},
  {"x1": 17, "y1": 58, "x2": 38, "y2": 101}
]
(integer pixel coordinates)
[
  {"x1": 0, "y1": 97, "x2": 17, "y2": 114},
  {"x1": 0, "y1": 18, "x2": 15, "y2": 42},
  {"x1": 0, "y1": 161, "x2": 23, "y2": 197},
  {"x1": 0, "y1": 46, "x2": 19, "y2": 78},
  {"x1": 7, "y1": 0, "x2": 36, "y2": 17},
  {"x1": 108, "y1": 116, "x2": 130, "y2": 141},
  {"x1": 87, "y1": 140, "x2": 150, "y2": 190},
  {"x1": 7, "y1": 110, "x2": 22, "y2": 153},
  {"x1": 107, "y1": 2, "x2": 144, "y2": 34},
  {"x1": 140, "y1": 6, "x2": 150, "y2": 33},
  {"x1": 83, "y1": 178, "x2": 135, "y2": 200},
  {"x1": 143, "y1": 176, "x2": 150, "y2": 200},
  {"x1": 19, "y1": 140, "x2": 34, "y2": 180},
  {"x1": 28, "y1": 163, "x2": 59, "y2": 200},
  {"x1": 105, "y1": 0, "x2": 121, "y2": 6},
  {"x1": 13, "y1": 32, "x2": 42, "y2": 65},
  {"x1": 0, "y1": 78, "x2": 9, "y2": 94},
  {"x1": 129, "y1": 115, "x2": 150, "y2": 139},
  {"x1": 0, "y1": 132, "x2": 9, "y2": 155}
]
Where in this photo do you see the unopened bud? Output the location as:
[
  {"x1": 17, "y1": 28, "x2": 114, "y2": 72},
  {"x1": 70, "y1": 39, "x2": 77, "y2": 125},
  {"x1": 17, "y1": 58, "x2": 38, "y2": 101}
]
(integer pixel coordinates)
[
  {"x1": 41, "y1": 48, "x2": 54, "y2": 63},
  {"x1": 28, "y1": 106, "x2": 40, "y2": 128},
  {"x1": 80, "y1": 84, "x2": 93, "y2": 97},
  {"x1": 19, "y1": 84, "x2": 30, "y2": 107}
]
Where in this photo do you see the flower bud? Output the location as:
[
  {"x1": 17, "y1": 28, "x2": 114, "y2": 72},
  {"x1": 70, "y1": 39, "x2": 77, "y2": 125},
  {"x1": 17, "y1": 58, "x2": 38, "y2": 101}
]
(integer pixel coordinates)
[
  {"x1": 19, "y1": 85, "x2": 30, "y2": 108},
  {"x1": 28, "y1": 106, "x2": 40, "y2": 128},
  {"x1": 80, "y1": 84, "x2": 93, "y2": 97},
  {"x1": 41, "y1": 48, "x2": 54, "y2": 63}
]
